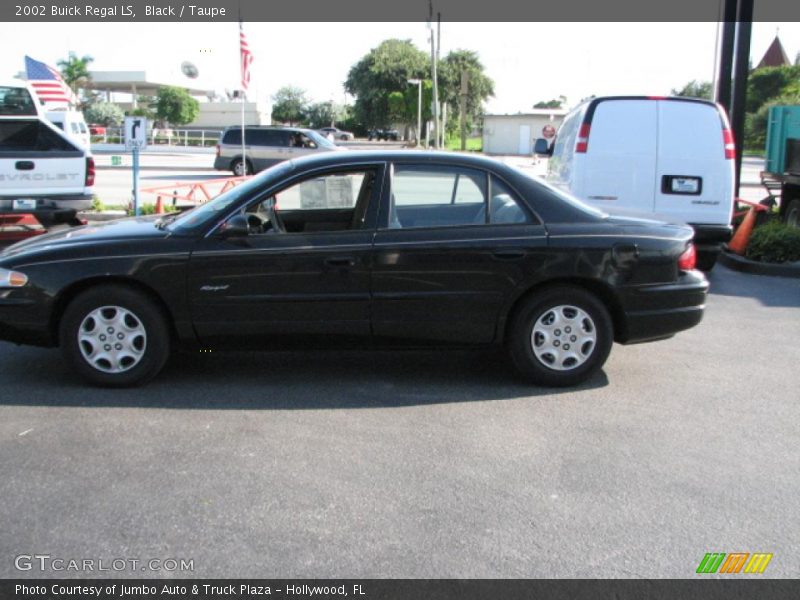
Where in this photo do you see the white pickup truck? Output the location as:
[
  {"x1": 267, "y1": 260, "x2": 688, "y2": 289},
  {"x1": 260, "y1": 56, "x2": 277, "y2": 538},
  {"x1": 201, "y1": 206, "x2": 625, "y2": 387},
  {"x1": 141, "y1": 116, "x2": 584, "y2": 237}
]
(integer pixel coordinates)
[{"x1": 0, "y1": 80, "x2": 94, "y2": 226}]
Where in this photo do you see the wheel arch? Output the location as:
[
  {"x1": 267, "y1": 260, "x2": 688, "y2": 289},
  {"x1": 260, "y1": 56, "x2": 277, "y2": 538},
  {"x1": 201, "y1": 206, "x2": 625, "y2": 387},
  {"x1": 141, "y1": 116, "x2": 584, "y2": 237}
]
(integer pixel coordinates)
[
  {"x1": 50, "y1": 276, "x2": 178, "y2": 347},
  {"x1": 499, "y1": 277, "x2": 626, "y2": 345}
]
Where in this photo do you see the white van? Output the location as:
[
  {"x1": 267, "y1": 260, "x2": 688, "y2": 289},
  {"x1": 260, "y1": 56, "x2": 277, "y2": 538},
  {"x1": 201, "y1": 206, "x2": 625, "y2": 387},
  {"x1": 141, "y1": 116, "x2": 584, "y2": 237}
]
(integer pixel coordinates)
[
  {"x1": 537, "y1": 96, "x2": 735, "y2": 270},
  {"x1": 46, "y1": 109, "x2": 90, "y2": 148}
]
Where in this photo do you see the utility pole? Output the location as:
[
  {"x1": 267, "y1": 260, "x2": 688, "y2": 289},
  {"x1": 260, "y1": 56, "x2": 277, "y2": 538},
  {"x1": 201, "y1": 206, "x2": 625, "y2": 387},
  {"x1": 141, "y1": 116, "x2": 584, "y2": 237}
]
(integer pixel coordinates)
[
  {"x1": 437, "y1": 11, "x2": 442, "y2": 148},
  {"x1": 459, "y1": 70, "x2": 469, "y2": 151},
  {"x1": 428, "y1": 0, "x2": 439, "y2": 149}
]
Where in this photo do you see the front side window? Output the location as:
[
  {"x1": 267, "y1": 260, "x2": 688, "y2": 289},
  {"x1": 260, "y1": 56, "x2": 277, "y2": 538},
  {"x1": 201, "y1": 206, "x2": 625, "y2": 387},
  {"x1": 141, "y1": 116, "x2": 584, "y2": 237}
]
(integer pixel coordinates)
[{"x1": 388, "y1": 165, "x2": 487, "y2": 229}]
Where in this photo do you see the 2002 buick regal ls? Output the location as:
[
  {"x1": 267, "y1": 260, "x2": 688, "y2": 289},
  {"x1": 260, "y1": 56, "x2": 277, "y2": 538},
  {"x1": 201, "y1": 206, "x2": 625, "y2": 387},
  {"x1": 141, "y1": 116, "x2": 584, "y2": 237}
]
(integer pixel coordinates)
[{"x1": 0, "y1": 151, "x2": 708, "y2": 387}]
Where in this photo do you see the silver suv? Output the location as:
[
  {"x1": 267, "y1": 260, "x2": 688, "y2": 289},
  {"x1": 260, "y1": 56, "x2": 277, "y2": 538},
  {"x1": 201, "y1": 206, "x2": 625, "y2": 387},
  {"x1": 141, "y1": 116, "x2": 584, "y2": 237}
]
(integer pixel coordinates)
[{"x1": 214, "y1": 126, "x2": 341, "y2": 175}]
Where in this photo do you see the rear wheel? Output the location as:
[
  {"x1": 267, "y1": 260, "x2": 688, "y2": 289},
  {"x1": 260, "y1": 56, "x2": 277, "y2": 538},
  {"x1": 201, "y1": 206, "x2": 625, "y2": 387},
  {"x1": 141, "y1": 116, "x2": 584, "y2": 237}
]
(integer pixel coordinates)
[
  {"x1": 786, "y1": 199, "x2": 800, "y2": 228},
  {"x1": 232, "y1": 158, "x2": 252, "y2": 176},
  {"x1": 508, "y1": 286, "x2": 613, "y2": 386},
  {"x1": 59, "y1": 285, "x2": 170, "y2": 387}
]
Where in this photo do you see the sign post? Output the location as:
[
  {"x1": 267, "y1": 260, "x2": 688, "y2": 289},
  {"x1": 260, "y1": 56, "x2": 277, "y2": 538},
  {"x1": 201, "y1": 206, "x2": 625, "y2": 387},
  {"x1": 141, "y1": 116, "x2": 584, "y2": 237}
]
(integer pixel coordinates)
[{"x1": 124, "y1": 117, "x2": 148, "y2": 216}]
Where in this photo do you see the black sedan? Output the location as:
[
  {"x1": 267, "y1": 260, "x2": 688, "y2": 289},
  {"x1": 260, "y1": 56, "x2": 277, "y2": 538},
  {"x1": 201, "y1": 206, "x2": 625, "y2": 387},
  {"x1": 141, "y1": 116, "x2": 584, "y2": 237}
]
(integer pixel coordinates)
[{"x1": 0, "y1": 151, "x2": 708, "y2": 387}]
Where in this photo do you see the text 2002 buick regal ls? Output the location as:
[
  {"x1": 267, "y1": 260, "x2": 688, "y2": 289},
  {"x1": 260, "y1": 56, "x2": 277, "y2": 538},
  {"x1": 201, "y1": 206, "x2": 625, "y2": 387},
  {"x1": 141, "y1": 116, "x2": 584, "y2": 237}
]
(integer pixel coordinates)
[{"x1": 0, "y1": 151, "x2": 708, "y2": 387}]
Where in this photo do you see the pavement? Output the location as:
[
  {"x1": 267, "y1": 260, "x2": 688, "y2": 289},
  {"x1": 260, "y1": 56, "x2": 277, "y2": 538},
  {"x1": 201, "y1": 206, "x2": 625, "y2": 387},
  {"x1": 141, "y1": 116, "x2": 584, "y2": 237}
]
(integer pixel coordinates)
[{"x1": 0, "y1": 265, "x2": 798, "y2": 578}]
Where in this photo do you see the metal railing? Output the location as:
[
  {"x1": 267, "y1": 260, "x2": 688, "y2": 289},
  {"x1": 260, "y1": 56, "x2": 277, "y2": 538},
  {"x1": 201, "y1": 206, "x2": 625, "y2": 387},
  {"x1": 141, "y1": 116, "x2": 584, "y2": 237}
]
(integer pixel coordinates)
[{"x1": 91, "y1": 127, "x2": 221, "y2": 147}]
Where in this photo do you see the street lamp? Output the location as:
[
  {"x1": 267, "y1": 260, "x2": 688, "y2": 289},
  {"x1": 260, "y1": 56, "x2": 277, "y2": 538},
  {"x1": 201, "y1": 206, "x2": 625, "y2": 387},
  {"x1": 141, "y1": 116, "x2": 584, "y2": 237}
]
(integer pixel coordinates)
[{"x1": 408, "y1": 79, "x2": 422, "y2": 148}]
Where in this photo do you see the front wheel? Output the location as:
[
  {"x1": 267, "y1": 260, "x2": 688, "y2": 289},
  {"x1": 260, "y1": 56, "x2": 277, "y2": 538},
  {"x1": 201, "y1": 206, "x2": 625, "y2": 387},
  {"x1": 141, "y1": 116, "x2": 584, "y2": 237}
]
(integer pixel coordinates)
[
  {"x1": 507, "y1": 286, "x2": 613, "y2": 386},
  {"x1": 59, "y1": 285, "x2": 171, "y2": 387}
]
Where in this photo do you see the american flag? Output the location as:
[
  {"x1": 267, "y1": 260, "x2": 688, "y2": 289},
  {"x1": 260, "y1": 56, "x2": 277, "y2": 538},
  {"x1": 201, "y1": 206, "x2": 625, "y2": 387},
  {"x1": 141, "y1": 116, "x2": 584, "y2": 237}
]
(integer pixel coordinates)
[
  {"x1": 240, "y1": 23, "x2": 254, "y2": 91},
  {"x1": 24, "y1": 55, "x2": 76, "y2": 106}
]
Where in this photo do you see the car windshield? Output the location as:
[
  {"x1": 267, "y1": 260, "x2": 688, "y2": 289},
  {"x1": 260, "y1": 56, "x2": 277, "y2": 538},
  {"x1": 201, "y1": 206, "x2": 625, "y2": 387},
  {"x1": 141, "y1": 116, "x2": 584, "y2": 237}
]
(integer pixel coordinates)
[
  {"x1": 165, "y1": 161, "x2": 295, "y2": 233},
  {"x1": 513, "y1": 167, "x2": 607, "y2": 218},
  {"x1": 305, "y1": 129, "x2": 335, "y2": 148}
]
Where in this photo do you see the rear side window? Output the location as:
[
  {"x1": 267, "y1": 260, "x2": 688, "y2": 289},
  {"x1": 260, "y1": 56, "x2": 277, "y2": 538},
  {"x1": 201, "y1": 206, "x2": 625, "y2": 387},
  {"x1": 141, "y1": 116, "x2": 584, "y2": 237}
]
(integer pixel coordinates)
[
  {"x1": 489, "y1": 177, "x2": 532, "y2": 224},
  {"x1": 0, "y1": 120, "x2": 77, "y2": 152},
  {"x1": 222, "y1": 129, "x2": 242, "y2": 145},
  {"x1": 0, "y1": 86, "x2": 38, "y2": 116}
]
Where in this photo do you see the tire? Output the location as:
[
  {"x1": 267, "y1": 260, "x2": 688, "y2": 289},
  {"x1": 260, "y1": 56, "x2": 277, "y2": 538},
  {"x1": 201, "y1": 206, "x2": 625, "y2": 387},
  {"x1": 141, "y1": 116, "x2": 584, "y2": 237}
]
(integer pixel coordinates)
[
  {"x1": 59, "y1": 285, "x2": 171, "y2": 387},
  {"x1": 507, "y1": 286, "x2": 613, "y2": 387},
  {"x1": 695, "y1": 251, "x2": 718, "y2": 272},
  {"x1": 231, "y1": 158, "x2": 252, "y2": 176},
  {"x1": 786, "y1": 199, "x2": 800, "y2": 228}
]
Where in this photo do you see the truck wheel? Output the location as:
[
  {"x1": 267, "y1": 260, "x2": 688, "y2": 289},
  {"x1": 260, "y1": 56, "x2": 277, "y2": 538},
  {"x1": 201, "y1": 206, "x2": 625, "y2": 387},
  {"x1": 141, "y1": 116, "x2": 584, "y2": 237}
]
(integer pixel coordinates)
[
  {"x1": 695, "y1": 251, "x2": 718, "y2": 272},
  {"x1": 786, "y1": 199, "x2": 800, "y2": 228},
  {"x1": 232, "y1": 158, "x2": 252, "y2": 176},
  {"x1": 507, "y1": 286, "x2": 613, "y2": 387},
  {"x1": 59, "y1": 285, "x2": 170, "y2": 387}
]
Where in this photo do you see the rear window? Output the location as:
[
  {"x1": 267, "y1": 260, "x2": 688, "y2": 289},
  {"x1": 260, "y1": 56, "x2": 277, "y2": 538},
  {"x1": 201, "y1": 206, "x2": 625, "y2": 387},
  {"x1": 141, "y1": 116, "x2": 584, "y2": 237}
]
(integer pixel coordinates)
[
  {"x1": 0, "y1": 120, "x2": 77, "y2": 152},
  {"x1": 0, "y1": 86, "x2": 38, "y2": 116},
  {"x1": 223, "y1": 128, "x2": 292, "y2": 147}
]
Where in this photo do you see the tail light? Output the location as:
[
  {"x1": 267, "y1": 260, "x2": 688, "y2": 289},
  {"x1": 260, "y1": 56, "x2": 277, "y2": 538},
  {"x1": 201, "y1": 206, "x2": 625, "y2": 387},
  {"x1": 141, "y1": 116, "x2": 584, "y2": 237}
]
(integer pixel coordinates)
[
  {"x1": 85, "y1": 156, "x2": 95, "y2": 187},
  {"x1": 575, "y1": 123, "x2": 591, "y2": 153},
  {"x1": 722, "y1": 127, "x2": 736, "y2": 159},
  {"x1": 678, "y1": 244, "x2": 697, "y2": 271}
]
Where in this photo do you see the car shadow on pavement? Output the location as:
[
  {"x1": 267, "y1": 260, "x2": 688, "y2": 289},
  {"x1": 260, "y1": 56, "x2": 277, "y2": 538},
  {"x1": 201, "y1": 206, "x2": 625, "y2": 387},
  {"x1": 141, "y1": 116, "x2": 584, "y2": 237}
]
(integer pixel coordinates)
[
  {"x1": 707, "y1": 265, "x2": 800, "y2": 308},
  {"x1": 0, "y1": 345, "x2": 608, "y2": 409}
]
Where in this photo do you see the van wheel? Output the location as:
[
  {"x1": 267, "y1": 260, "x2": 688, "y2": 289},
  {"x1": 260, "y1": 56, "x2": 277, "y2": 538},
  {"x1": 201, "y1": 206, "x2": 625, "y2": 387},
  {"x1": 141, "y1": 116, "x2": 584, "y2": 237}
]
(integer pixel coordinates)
[
  {"x1": 695, "y1": 251, "x2": 718, "y2": 272},
  {"x1": 59, "y1": 285, "x2": 170, "y2": 387},
  {"x1": 507, "y1": 286, "x2": 613, "y2": 387},
  {"x1": 786, "y1": 199, "x2": 800, "y2": 228},
  {"x1": 232, "y1": 158, "x2": 252, "y2": 176}
]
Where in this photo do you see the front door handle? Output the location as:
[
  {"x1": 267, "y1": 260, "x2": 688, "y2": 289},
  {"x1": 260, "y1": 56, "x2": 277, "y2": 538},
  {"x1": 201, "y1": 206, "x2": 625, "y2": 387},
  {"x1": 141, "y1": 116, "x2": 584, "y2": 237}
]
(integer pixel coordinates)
[
  {"x1": 15, "y1": 161, "x2": 34, "y2": 170},
  {"x1": 325, "y1": 256, "x2": 356, "y2": 267}
]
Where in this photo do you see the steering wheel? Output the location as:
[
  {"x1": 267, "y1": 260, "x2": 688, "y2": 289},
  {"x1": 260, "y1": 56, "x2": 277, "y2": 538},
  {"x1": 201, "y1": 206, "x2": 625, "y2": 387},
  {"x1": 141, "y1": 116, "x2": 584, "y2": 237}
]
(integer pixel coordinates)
[{"x1": 262, "y1": 197, "x2": 285, "y2": 233}]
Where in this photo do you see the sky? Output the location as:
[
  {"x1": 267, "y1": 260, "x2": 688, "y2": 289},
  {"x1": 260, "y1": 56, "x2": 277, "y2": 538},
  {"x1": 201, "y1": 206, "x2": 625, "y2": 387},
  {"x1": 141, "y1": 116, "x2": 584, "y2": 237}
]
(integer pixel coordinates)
[{"x1": 0, "y1": 21, "x2": 798, "y2": 113}]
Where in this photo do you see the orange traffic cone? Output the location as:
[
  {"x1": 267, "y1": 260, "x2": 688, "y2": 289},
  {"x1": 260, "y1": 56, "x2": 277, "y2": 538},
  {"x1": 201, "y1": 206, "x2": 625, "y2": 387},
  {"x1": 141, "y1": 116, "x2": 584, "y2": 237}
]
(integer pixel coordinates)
[
  {"x1": 728, "y1": 205, "x2": 756, "y2": 255},
  {"x1": 155, "y1": 196, "x2": 164, "y2": 214}
]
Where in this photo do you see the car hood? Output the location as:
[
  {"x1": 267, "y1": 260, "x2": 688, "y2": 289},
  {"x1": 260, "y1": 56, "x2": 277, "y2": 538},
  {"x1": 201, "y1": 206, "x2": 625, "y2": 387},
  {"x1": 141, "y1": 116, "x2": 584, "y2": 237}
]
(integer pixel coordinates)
[{"x1": 0, "y1": 215, "x2": 172, "y2": 259}]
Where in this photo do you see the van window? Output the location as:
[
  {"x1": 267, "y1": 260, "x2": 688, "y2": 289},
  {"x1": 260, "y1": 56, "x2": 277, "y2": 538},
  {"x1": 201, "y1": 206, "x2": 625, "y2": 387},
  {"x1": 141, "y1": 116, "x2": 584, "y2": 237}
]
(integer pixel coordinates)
[
  {"x1": 222, "y1": 128, "x2": 242, "y2": 145},
  {"x1": 0, "y1": 86, "x2": 38, "y2": 116},
  {"x1": 0, "y1": 120, "x2": 77, "y2": 152}
]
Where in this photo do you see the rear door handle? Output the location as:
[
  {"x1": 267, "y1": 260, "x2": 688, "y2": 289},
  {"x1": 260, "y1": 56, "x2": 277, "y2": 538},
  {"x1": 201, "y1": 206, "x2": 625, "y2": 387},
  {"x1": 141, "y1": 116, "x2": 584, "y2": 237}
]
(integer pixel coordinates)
[
  {"x1": 325, "y1": 256, "x2": 356, "y2": 267},
  {"x1": 492, "y1": 250, "x2": 526, "y2": 260},
  {"x1": 15, "y1": 161, "x2": 34, "y2": 170}
]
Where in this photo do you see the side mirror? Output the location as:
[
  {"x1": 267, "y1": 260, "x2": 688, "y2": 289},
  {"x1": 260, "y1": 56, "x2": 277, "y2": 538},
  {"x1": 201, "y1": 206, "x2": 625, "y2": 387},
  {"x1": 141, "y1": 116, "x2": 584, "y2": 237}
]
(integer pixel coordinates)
[
  {"x1": 218, "y1": 213, "x2": 249, "y2": 238},
  {"x1": 533, "y1": 138, "x2": 552, "y2": 156}
]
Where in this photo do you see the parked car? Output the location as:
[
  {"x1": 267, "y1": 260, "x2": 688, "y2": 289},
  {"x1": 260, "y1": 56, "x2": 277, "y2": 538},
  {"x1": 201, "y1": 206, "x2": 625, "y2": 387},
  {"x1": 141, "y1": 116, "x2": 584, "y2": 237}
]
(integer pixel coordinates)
[
  {"x1": 214, "y1": 126, "x2": 342, "y2": 176},
  {"x1": 0, "y1": 151, "x2": 707, "y2": 387},
  {"x1": 536, "y1": 96, "x2": 735, "y2": 271},
  {"x1": 319, "y1": 127, "x2": 354, "y2": 141},
  {"x1": 368, "y1": 128, "x2": 400, "y2": 141},
  {"x1": 88, "y1": 125, "x2": 106, "y2": 136},
  {"x1": 0, "y1": 80, "x2": 94, "y2": 226}
]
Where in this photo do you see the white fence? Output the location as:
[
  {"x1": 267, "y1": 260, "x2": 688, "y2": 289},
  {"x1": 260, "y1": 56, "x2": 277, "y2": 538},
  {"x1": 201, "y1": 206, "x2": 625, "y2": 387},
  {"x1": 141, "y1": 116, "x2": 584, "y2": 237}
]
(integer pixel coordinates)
[{"x1": 91, "y1": 127, "x2": 222, "y2": 148}]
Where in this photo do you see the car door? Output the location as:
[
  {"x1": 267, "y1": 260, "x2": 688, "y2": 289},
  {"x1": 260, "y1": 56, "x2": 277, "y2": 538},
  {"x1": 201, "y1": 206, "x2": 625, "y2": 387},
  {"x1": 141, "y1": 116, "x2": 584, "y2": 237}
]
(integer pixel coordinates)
[
  {"x1": 187, "y1": 163, "x2": 385, "y2": 347},
  {"x1": 371, "y1": 162, "x2": 548, "y2": 344}
]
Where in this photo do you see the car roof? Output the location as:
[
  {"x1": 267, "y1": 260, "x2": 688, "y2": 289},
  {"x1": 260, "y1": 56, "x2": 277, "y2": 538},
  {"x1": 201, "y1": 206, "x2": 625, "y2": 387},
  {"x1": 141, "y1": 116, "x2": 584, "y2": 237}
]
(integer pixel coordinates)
[{"x1": 284, "y1": 150, "x2": 520, "y2": 173}]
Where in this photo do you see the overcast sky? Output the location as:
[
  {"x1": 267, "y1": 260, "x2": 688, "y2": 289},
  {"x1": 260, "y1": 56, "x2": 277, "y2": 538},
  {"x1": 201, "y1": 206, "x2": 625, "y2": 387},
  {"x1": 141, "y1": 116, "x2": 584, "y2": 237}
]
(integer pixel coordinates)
[{"x1": 1, "y1": 21, "x2": 797, "y2": 113}]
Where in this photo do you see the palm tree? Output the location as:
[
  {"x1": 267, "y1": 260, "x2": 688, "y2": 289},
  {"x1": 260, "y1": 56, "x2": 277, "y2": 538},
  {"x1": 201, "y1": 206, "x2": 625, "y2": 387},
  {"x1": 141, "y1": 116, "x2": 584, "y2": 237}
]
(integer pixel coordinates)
[{"x1": 57, "y1": 52, "x2": 94, "y2": 95}]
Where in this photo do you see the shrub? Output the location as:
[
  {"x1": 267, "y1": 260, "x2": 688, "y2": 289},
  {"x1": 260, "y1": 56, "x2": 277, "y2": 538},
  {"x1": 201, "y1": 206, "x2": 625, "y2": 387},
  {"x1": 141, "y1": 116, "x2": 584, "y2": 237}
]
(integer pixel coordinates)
[{"x1": 745, "y1": 220, "x2": 800, "y2": 263}]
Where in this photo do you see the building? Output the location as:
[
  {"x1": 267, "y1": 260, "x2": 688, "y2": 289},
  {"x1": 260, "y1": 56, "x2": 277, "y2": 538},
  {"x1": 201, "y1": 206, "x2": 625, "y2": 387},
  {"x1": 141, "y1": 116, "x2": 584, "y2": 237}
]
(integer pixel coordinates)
[
  {"x1": 756, "y1": 35, "x2": 791, "y2": 69},
  {"x1": 482, "y1": 109, "x2": 567, "y2": 155}
]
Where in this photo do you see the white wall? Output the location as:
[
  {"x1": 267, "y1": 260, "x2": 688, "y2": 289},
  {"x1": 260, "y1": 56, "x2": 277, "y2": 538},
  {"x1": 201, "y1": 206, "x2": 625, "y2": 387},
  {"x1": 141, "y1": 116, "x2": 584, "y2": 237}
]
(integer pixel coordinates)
[
  {"x1": 483, "y1": 114, "x2": 565, "y2": 155},
  {"x1": 188, "y1": 102, "x2": 273, "y2": 128}
]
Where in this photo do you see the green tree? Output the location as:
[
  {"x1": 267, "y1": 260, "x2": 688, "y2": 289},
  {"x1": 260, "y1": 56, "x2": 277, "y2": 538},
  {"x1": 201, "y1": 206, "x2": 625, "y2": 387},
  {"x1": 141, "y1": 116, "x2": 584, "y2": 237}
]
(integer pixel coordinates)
[
  {"x1": 155, "y1": 86, "x2": 199, "y2": 127},
  {"x1": 272, "y1": 86, "x2": 309, "y2": 125},
  {"x1": 84, "y1": 101, "x2": 124, "y2": 127},
  {"x1": 345, "y1": 39, "x2": 429, "y2": 128},
  {"x1": 303, "y1": 101, "x2": 348, "y2": 128},
  {"x1": 746, "y1": 65, "x2": 800, "y2": 113},
  {"x1": 533, "y1": 96, "x2": 567, "y2": 109},
  {"x1": 57, "y1": 52, "x2": 93, "y2": 95},
  {"x1": 438, "y1": 49, "x2": 495, "y2": 135},
  {"x1": 671, "y1": 80, "x2": 713, "y2": 100}
]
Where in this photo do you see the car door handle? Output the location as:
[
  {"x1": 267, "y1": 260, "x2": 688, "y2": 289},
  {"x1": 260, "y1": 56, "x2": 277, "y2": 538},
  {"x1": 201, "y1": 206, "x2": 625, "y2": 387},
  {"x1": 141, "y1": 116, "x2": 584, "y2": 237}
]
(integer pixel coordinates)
[
  {"x1": 15, "y1": 161, "x2": 35, "y2": 170},
  {"x1": 492, "y1": 250, "x2": 526, "y2": 260},
  {"x1": 325, "y1": 256, "x2": 356, "y2": 267}
]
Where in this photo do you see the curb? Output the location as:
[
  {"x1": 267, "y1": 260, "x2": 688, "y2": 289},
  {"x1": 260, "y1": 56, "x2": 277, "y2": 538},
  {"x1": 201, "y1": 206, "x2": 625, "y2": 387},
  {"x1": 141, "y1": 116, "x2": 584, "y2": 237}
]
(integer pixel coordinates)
[{"x1": 718, "y1": 250, "x2": 800, "y2": 278}]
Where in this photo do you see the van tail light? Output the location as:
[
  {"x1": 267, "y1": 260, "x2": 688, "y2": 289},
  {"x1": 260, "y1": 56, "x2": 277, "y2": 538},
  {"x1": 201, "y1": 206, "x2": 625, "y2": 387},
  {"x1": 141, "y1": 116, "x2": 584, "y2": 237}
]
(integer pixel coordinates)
[
  {"x1": 85, "y1": 156, "x2": 95, "y2": 187},
  {"x1": 678, "y1": 244, "x2": 697, "y2": 271},
  {"x1": 722, "y1": 127, "x2": 736, "y2": 160},
  {"x1": 575, "y1": 123, "x2": 591, "y2": 153}
]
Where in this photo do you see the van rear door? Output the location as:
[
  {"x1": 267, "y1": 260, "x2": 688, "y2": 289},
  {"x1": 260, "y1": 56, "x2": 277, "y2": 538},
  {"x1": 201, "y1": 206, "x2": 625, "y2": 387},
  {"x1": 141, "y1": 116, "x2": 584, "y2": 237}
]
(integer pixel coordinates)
[
  {"x1": 580, "y1": 99, "x2": 658, "y2": 211},
  {"x1": 654, "y1": 100, "x2": 734, "y2": 226}
]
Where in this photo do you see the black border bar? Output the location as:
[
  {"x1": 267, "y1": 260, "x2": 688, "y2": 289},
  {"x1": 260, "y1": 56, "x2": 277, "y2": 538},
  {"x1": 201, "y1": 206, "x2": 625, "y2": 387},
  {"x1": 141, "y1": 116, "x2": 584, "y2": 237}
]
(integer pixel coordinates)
[{"x1": 2, "y1": 0, "x2": 800, "y2": 22}]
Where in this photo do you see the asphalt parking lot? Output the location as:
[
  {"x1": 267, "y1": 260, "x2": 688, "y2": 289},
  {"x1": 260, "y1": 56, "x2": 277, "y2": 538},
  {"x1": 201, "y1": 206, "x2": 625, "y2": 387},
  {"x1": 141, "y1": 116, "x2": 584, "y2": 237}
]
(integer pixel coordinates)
[{"x1": 0, "y1": 265, "x2": 798, "y2": 578}]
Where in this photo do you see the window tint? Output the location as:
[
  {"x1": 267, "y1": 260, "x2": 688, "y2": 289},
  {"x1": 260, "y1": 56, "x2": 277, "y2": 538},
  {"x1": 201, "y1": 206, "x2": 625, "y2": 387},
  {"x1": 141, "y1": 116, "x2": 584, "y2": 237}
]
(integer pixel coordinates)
[
  {"x1": 222, "y1": 128, "x2": 241, "y2": 145},
  {"x1": 0, "y1": 86, "x2": 38, "y2": 116},
  {"x1": 0, "y1": 120, "x2": 77, "y2": 152},
  {"x1": 488, "y1": 176, "x2": 532, "y2": 224},
  {"x1": 388, "y1": 165, "x2": 487, "y2": 229}
]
